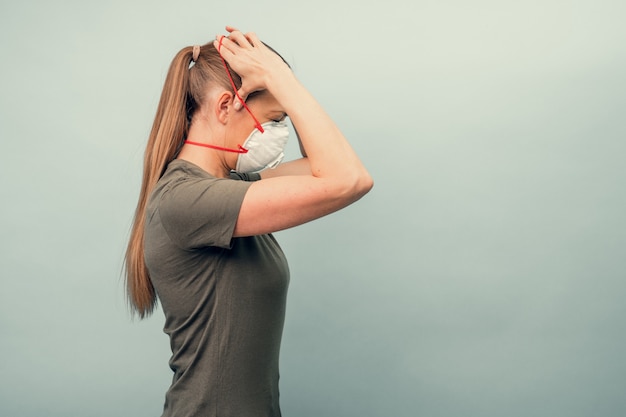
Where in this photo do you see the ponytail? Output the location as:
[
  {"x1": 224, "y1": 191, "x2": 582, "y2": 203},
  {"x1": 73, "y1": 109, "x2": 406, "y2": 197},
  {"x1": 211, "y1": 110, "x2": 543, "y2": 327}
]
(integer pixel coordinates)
[{"x1": 124, "y1": 46, "x2": 195, "y2": 318}]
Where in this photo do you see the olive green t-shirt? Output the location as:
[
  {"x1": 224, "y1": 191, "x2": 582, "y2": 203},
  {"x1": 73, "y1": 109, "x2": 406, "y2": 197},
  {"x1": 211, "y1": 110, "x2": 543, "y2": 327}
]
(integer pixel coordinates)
[{"x1": 144, "y1": 159, "x2": 290, "y2": 417}]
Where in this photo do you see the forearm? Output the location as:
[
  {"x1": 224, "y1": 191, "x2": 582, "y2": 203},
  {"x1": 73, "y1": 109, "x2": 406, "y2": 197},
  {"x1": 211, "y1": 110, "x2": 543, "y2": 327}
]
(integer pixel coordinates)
[{"x1": 266, "y1": 72, "x2": 370, "y2": 183}]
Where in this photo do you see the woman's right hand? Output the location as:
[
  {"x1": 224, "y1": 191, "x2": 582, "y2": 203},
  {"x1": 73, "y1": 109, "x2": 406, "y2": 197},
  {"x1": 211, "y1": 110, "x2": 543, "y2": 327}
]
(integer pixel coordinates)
[{"x1": 214, "y1": 27, "x2": 292, "y2": 109}]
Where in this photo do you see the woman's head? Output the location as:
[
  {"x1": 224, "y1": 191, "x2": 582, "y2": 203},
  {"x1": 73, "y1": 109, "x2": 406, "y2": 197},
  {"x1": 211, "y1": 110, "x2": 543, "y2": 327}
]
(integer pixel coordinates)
[{"x1": 185, "y1": 41, "x2": 291, "y2": 174}]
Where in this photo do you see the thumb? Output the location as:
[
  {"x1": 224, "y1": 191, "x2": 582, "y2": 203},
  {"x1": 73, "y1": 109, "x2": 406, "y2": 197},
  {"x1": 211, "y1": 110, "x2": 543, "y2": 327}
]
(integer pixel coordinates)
[{"x1": 234, "y1": 89, "x2": 248, "y2": 111}]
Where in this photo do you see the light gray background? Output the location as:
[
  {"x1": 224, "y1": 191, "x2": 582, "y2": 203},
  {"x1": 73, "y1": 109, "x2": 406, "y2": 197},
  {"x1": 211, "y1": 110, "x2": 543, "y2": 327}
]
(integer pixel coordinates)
[{"x1": 1, "y1": 1, "x2": 625, "y2": 416}]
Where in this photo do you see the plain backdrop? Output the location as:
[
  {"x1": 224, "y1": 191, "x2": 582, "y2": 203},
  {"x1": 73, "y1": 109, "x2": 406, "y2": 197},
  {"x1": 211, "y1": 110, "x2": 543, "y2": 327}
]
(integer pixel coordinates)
[{"x1": 1, "y1": 1, "x2": 625, "y2": 416}]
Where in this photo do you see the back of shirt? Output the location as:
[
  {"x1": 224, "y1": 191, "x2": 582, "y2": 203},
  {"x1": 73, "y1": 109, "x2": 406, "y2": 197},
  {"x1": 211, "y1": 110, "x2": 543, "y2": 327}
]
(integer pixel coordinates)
[{"x1": 144, "y1": 159, "x2": 290, "y2": 417}]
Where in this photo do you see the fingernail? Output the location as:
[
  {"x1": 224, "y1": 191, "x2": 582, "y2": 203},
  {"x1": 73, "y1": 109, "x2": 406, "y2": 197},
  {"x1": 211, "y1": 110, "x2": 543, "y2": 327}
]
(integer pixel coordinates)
[{"x1": 234, "y1": 100, "x2": 241, "y2": 110}]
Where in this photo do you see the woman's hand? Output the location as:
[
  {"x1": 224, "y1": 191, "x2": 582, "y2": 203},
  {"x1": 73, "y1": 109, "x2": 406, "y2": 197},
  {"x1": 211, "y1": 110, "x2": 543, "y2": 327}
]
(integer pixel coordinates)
[{"x1": 214, "y1": 26, "x2": 291, "y2": 109}]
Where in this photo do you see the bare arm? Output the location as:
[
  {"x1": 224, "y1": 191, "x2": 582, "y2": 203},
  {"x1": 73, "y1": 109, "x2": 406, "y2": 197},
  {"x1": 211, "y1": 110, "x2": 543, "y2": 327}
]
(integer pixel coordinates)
[
  {"x1": 216, "y1": 29, "x2": 373, "y2": 236},
  {"x1": 260, "y1": 157, "x2": 311, "y2": 179}
]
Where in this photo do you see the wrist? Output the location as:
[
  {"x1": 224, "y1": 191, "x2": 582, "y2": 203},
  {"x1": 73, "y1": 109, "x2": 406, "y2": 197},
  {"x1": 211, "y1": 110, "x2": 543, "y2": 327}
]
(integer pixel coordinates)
[
  {"x1": 265, "y1": 70, "x2": 305, "y2": 110},
  {"x1": 265, "y1": 68, "x2": 297, "y2": 93}
]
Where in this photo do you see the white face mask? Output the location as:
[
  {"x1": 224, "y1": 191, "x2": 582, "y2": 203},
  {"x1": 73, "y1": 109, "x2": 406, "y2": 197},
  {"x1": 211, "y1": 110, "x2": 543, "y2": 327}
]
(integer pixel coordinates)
[{"x1": 236, "y1": 119, "x2": 289, "y2": 173}]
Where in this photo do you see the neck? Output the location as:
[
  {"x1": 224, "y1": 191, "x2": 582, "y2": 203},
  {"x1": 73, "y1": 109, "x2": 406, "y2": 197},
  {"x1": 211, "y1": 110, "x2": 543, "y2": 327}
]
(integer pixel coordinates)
[
  {"x1": 178, "y1": 124, "x2": 232, "y2": 178},
  {"x1": 177, "y1": 147, "x2": 231, "y2": 178}
]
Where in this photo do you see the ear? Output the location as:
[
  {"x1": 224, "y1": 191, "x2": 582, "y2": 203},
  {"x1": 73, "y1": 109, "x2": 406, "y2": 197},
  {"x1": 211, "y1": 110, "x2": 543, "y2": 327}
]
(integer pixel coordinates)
[{"x1": 214, "y1": 91, "x2": 234, "y2": 125}]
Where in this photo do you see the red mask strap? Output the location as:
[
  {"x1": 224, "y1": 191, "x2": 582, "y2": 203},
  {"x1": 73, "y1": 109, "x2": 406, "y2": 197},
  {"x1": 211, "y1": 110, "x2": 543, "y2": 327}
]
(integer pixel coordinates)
[
  {"x1": 217, "y1": 37, "x2": 265, "y2": 133},
  {"x1": 184, "y1": 140, "x2": 248, "y2": 153}
]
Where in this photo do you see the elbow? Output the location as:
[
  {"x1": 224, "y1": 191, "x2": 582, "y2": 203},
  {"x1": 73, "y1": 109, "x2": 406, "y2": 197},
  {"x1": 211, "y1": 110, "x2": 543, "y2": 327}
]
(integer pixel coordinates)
[
  {"x1": 317, "y1": 167, "x2": 373, "y2": 206},
  {"x1": 359, "y1": 172, "x2": 374, "y2": 196},
  {"x1": 350, "y1": 170, "x2": 374, "y2": 201}
]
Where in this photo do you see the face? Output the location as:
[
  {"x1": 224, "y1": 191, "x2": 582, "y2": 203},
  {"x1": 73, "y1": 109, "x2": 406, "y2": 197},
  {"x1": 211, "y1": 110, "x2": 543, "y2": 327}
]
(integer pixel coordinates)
[{"x1": 224, "y1": 91, "x2": 287, "y2": 168}]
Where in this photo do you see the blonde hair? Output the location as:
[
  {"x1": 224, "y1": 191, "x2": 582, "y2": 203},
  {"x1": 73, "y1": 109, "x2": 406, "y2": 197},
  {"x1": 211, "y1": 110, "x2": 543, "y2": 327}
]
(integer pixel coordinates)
[{"x1": 124, "y1": 43, "x2": 241, "y2": 318}]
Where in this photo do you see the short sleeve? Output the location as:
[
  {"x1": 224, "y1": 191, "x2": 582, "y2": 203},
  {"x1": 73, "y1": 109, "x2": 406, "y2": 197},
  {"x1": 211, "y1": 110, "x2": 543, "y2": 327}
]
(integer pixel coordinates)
[
  {"x1": 228, "y1": 171, "x2": 261, "y2": 182},
  {"x1": 158, "y1": 176, "x2": 253, "y2": 250}
]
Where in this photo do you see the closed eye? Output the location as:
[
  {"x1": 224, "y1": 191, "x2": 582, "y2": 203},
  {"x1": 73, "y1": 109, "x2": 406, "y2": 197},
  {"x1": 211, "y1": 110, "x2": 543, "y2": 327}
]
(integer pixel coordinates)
[{"x1": 269, "y1": 112, "x2": 287, "y2": 123}]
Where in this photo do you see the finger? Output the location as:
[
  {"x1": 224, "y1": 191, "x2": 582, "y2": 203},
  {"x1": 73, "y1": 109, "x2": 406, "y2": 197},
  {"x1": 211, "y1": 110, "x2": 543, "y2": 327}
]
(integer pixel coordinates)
[
  {"x1": 226, "y1": 30, "x2": 252, "y2": 49},
  {"x1": 228, "y1": 27, "x2": 262, "y2": 48},
  {"x1": 214, "y1": 35, "x2": 224, "y2": 50},
  {"x1": 244, "y1": 31, "x2": 262, "y2": 48},
  {"x1": 214, "y1": 36, "x2": 237, "y2": 58},
  {"x1": 234, "y1": 88, "x2": 248, "y2": 110},
  {"x1": 234, "y1": 97, "x2": 243, "y2": 111}
]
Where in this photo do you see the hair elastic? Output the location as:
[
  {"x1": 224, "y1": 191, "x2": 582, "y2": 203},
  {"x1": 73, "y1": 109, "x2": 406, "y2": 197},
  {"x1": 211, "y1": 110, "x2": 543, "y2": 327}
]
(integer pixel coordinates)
[{"x1": 192, "y1": 45, "x2": 200, "y2": 62}]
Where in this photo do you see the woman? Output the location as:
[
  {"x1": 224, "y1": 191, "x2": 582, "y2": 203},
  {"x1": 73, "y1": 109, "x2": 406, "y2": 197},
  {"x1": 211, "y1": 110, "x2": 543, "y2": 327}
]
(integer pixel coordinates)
[{"x1": 125, "y1": 26, "x2": 373, "y2": 417}]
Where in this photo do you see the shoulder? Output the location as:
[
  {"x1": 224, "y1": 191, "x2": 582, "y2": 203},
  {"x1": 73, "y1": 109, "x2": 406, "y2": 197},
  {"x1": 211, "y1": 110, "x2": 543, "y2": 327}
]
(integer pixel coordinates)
[
  {"x1": 150, "y1": 161, "x2": 255, "y2": 249},
  {"x1": 156, "y1": 160, "x2": 253, "y2": 220}
]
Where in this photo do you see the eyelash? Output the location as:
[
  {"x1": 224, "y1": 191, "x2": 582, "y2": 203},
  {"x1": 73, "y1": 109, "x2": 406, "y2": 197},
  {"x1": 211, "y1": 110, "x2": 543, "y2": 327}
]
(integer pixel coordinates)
[{"x1": 271, "y1": 114, "x2": 287, "y2": 123}]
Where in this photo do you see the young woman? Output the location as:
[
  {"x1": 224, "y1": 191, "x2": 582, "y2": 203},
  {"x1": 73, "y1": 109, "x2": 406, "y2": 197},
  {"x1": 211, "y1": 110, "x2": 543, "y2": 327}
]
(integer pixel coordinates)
[{"x1": 125, "y1": 26, "x2": 373, "y2": 417}]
